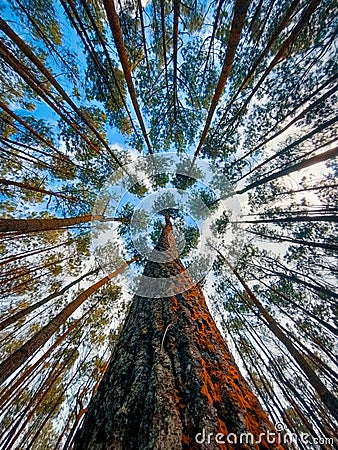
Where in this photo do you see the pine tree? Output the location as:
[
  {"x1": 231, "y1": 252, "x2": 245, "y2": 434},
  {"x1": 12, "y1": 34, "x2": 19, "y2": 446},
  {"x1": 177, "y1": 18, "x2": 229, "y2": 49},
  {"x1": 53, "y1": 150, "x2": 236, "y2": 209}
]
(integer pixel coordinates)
[
  {"x1": 0, "y1": 0, "x2": 337, "y2": 447},
  {"x1": 74, "y1": 215, "x2": 284, "y2": 449}
]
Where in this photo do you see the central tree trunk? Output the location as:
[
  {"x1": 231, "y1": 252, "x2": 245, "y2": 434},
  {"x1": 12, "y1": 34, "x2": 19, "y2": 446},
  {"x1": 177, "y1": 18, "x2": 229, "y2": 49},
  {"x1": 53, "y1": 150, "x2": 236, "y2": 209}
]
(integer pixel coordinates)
[{"x1": 74, "y1": 217, "x2": 284, "y2": 449}]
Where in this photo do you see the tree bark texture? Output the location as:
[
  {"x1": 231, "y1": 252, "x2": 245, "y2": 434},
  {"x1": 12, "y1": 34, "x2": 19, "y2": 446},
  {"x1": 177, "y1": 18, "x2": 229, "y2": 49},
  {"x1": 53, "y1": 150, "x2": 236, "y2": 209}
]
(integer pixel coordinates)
[
  {"x1": 0, "y1": 215, "x2": 129, "y2": 233},
  {"x1": 74, "y1": 217, "x2": 284, "y2": 449},
  {"x1": 102, "y1": 0, "x2": 153, "y2": 154},
  {"x1": 0, "y1": 259, "x2": 136, "y2": 385},
  {"x1": 194, "y1": 0, "x2": 251, "y2": 159}
]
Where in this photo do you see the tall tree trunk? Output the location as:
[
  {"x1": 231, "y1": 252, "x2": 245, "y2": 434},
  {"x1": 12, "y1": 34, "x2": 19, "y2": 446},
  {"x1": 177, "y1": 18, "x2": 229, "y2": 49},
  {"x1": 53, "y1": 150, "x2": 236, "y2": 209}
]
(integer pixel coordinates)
[
  {"x1": 160, "y1": 0, "x2": 169, "y2": 94},
  {"x1": 102, "y1": 0, "x2": 153, "y2": 154},
  {"x1": 60, "y1": 0, "x2": 137, "y2": 139},
  {"x1": 0, "y1": 178, "x2": 81, "y2": 203},
  {"x1": 232, "y1": 72, "x2": 338, "y2": 164},
  {"x1": 0, "y1": 296, "x2": 103, "y2": 410},
  {"x1": 217, "y1": 0, "x2": 301, "y2": 119},
  {"x1": 172, "y1": 0, "x2": 180, "y2": 122},
  {"x1": 0, "y1": 214, "x2": 129, "y2": 234},
  {"x1": 245, "y1": 81, "x2": 338, "y2": 157},
  {"x1": 216, "y1": 251, "x2": 338, "y2": 421},
  {"x1": 0, "y1": 258, "x2": 137, "y2": 385},
  {"x1": 0, "y1": 143, "x2": 68, "y2": 177},
  {"x1": 247, "y1": 229, "x2": 338, "y2": 253},
  {"x1": 220, "y1": 0, "x2": 322, "y2": 139},
  {"x1": 137, "y1": 0, "x2": 149, "y2": 74},
  {"x1": 201, "y1": 0, "x2": 225, "y2": 85},
  {"x1": 0, "y1": 17, "x2": 124, "y2": 169},
  {"x1": 0, "y1": 268, "x2": 98, "y2": 332},
  {"x1": 236, "y1": 141, "x2": 338, "y2": 193},
  {"x1": 251, "y1": 275, "x2": 338, "y2": 337},
  {"x1": 0, "y1": 239, "x2": 73, "y2": 266},
  {"x1": 234, "y1": 214, "x2": 337, "y2": 223},
  {"x1": 0, "y1": 40, "x2": 111, "y2": 164},
  {"x1": 76, "y1": 0, "x2": 139, "y2": 137},
  {"x1": 64, "y1": 356, "x2": 112, "y2": 449},
  {"x1": 74, "y1": 216, "x2": 284, "y2": 449},
  {"x1": 0, "y1": 102, "x2": 71, "y2": 164},
  {"x1": 193, "y1": 0, "x2": 251, "y2": 160},
  {"x1": 274, "y1": 183, "x2": 338, "y2": 196}
]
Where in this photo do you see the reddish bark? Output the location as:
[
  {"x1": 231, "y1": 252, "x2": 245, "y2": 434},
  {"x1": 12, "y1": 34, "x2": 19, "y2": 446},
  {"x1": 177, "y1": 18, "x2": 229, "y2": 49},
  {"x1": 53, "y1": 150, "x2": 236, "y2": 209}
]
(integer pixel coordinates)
[
  {"x1": 0, "y1": 178, "x2": 82, "y2": 203},
  {"x1": 74, "y1": 216, "x2": 284, "y2": 449},
  {"x1": 0, "y1": 214, "x2": 129, "y2": 234},
  {"x1": 102, "y1": 0, "x2": 153, "y2": 154},
  {"x1": 218, "y1": 252, "x2": 338, "y2": 422},
  {"x1": 194, "y1": 0, "x2": 251, "y2": 160},
  {"x1": 0, "y1": 258, "x2": 137, "y2": 385},
  {"x1": 0, "y1": 17, "x2": 124, "y2": 168}
]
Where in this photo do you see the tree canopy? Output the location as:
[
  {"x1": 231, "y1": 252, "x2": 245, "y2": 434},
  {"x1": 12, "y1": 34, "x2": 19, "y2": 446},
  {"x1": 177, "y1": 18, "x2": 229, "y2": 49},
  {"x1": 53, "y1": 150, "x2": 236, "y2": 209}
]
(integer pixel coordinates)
[{"x1": 0, "y1": 0, "x2": 337, "y2": 448}]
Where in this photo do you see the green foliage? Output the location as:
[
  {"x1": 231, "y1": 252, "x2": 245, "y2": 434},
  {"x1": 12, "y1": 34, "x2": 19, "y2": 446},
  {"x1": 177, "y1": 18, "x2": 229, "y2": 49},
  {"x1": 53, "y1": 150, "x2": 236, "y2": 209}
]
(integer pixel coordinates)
[{"x1": 0, "y1": 0, "x2": 336, "y2": 447}]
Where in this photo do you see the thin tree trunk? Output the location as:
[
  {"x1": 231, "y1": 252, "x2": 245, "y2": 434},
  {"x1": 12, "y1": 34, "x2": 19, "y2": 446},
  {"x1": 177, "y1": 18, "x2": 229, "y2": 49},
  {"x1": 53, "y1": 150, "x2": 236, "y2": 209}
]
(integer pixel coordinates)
[
  {"x1": 236, "y1": 146, "x2": 338, "y2": 194},
  {"x1": 222, "y1": 72, "x2": 338, "y2": 166},
  {"x1": 0, "y1": 178, "x2": 82, "y2": 203},
  {"x1": 76, "y1": 0, "x2": 139, "y2": 138},
  {"x1": 1, "y1": 139, "x2": 51, "y2": 164},
  {"x1": 253, "y1": 275, "x2": 338, "y2": 337},
  {"x1": 254, "y1": 263, "x2": 337, "y2": 304},
  {"x1": 230, "y1": 309, "x2": 334, "y2": 445},
  {"x1": 160, "y1": 0, "x2": 169, "y2": 94},
  {"x1": 0, "y1": 144, "x2": 68, "y2": 177},
  {"x1": 274, "y1": 183, "x2": 338, "y2": 196},
  {"x1": 229, "y1": 316, "x2": 310, "y2": 448},
  {"x1": 216, "y1": 250, "x2": 338, "y2": 421},
  {"x1": 173, "y1": 0, "x2": 180, "y2": 122},
  {"x1": 0, "y1": 17, "x2": 124, "y2": 169},
  {"x1": 201, "y1": 0, "x2": 225, "y2": 85},
  {"x1": 219, "y1": 0, "x2": 301, "y2": 116},
  {"x1": 193, "y1": 0, "x2": 251, "y2": 160},
  {"x1": 1, "y1": 256, "x2": 67, "y2": 281},
  {"x1": 0, "y1": 40, "x2": 112, "y2": 164},
  {"x1": 0, "y1": 298, "x2": 102, "y2": 410},
  {"x1": 64, "y1": 355, "x2": 112, "y2": 449},
  {"x1": 0, "y1": 268, "x2": 99, "y2": 332},
  {"x1": 247, "y1": 228, "x2": 338, "y2": 253},
  {"x1": 74, "y1": 216, "x2": 284, "y2": 449},
  {"x1": 60, "y1": 0, "x2": 137, "y2": 139},
  {"x1": 220, "y1": 0, "x2": 322, "y2": 139},
  {"x1": 243, "y1": 207, "x2": 338, "y2": 216},
  {"x1": 0, "y1": 258, "x2": 137, "y2": 385},
  {"x1": 234, "y1": 214, "x2": 337, "y2": 223},
  {"x1": 0, "y1": 102, "x2": 73, "y2": 164},
  {"x1": 13, "y1": 0, "x2": 78, "y2": 81},
  {"x1": 244, "y1": 81, "x2": 338, "y2": 157},
  {"x1": 137, "y1": 0, "x2": 150, "y2": 73},
  {"x1": 102, "y1": 0, "x2": 153, "y2": 154},
  {"x1": 0, "y1": 239, "x2": 73, "y2": 267},
  {"x1": 236, "y1": 119, "x2": 338, "y2": 187},
  {"x1": 1, "y1": 345, "x2": 80, "y2": 450}
]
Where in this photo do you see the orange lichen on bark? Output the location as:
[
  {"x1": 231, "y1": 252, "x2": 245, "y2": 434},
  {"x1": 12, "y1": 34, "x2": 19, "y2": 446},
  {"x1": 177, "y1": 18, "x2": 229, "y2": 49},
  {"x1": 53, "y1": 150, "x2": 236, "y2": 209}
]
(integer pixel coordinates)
[
  {"x1": 177, "y1": 285, "x2": 284, "y2": 449},
  {"x1": 217, "y1": 418, "x2": 228, "y2": 436},
  {"x1": 182, "y1": 434, "x2": 191, "y2": 445},
  {"x1": 73, "y1": 216, "x2": 287, "y2": 450},
  {"x1": 200, "y1": 359, "x2": 221, "y2": 404},
  {"x1": 171, "y1": 296, "x2": 180, "y2": 311}
]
